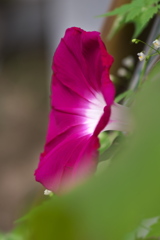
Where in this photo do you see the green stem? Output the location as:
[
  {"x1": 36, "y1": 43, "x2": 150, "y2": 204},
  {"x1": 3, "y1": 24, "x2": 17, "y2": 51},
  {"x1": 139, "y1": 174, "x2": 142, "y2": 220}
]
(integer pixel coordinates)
[
  {"x1": 136, "y1": 44, "x2": 157, "y2": 89},
  {"x1": 137, "y1": 39, "x2": 160, "y2": 54},
  {"x1": 149, "y1": 52, "x2": 159, "y2": 57},
  {"x1": 137, "y1": 57, "x2": 150, "y2": 89}
]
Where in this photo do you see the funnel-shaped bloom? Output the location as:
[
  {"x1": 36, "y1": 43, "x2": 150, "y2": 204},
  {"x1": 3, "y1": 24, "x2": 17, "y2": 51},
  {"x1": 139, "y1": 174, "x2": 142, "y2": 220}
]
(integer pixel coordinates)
[{"x1": 35, "y1": 27, "x2": 128, "y2": 193}]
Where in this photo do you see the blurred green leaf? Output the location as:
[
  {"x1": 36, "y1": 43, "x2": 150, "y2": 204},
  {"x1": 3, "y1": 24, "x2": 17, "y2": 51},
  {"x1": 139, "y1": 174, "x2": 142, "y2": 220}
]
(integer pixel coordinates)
[
  {"x1": 0, "y1": 232, "x2": 22, "y2": 240},
  {"x1": 115, "y1": 89, "x2": 133, "y2": 103},
  {"x1": 146, "y1": 218, "x2": 160, "y2": 238},
  {"x1": 98, "y1": 131, "x2": 119, "y2": 155},
  {"x1": 16, "y1": 76, "x2": 160, "y2": 240},
  {"x1": 98, "y1": 132, "x2": 123, "y2": 162},
  {"x1": 125, "y1": 217, "x2": 160, "y2": 240},
  {"x1": 107, "y1": 15, "x2": 126, "y2": 40},
  {"x1": 146, "y1": 60, "x2": 160, "y2": 82},
  {"x1": 98, "y1": 132, "x2": 110, "y2": 155}
]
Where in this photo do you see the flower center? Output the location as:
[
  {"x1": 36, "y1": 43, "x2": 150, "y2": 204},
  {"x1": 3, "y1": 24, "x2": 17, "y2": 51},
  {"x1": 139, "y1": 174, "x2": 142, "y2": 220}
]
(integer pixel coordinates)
[{"x1": 85, "y1": 92, "x2": 106, "y2": 134}]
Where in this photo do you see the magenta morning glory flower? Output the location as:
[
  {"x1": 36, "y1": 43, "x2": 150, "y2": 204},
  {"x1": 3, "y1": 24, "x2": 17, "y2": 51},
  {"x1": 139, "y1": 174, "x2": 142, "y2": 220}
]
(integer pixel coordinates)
[{"x1": 35, "y1": 27, "x2": 128, "y2": 193}]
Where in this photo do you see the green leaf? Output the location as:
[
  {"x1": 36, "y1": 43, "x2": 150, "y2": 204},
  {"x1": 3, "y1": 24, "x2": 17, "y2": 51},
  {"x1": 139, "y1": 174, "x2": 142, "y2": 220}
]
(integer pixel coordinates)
[
  {"x1": 115, "y1": 89, "x2": 134, "y2": 103},
  {"x1": 128, "y1": 7, "x2": 159, "y2": 37},
  {"x1": 133, "y1": 6, "x2": 159, "y2": 38},
  {"x1": 98, "y1": 133, "x2": 123, "y2": 162},
  {"x1": 125, "y1": 1, "x2": 145, "y2": 22},
  {"x1": 99, "y1": 0, "x2": 160, "y2": 38},
  {"x1": 98, "y1": 131, "x2": 119, "y2": 155},
  {"x1": 98, "y1": 132, "x2": 110, "y2": 155}
]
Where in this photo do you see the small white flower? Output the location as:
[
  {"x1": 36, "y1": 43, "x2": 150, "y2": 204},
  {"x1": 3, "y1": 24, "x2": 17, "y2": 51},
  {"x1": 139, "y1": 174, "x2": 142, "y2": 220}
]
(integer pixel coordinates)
[
  {"x1": 44, "y1": 189, "x2": 52, "y2": 195},
  {"x1": 117, "y1": 67, "x2": 128, "y2": 77},
  {"x1": 122, "y1": 56, "x2": 134, "y2": 68},
  {"x1": 137, "y1": 52, "x2": 146, "y2": 61},
  {"x1": 153, "y1": 39, "x2": 160, "y2": 49}
]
